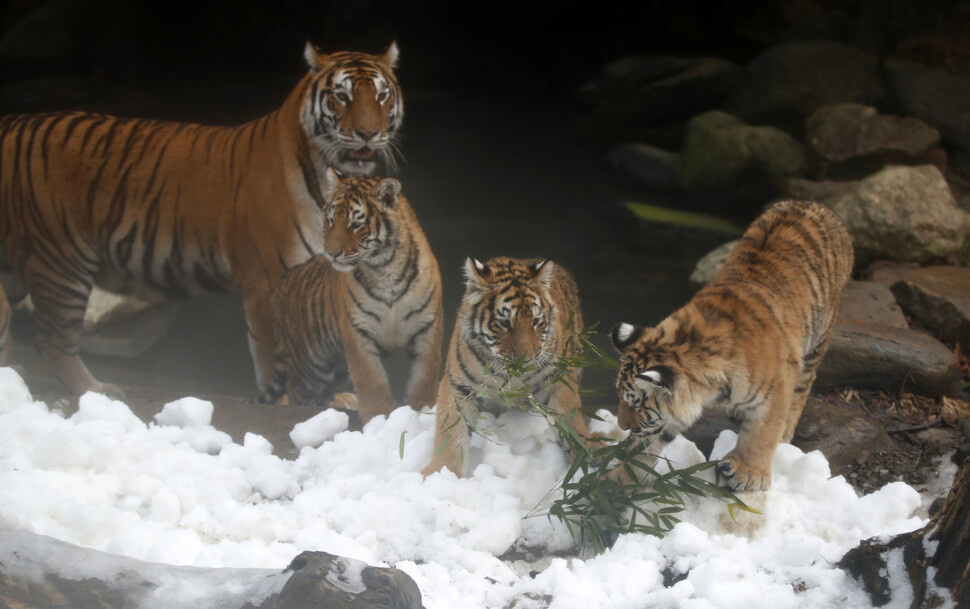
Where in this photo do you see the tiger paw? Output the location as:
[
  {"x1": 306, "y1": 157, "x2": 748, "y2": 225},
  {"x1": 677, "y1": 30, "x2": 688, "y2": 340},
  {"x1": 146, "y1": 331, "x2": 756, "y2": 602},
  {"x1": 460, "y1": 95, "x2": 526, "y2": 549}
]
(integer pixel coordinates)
[
  {"x1": 332, "y1": 392, "x2": 359, "y2": 411},
  {"x1": 93, "y1": 382, "x2": 126, "y2": 401},
  {"x1": 716, "y1": 453, "x2": 772, "y2": 492},
  {"x1": 420, "y1": 455, "x2": 462, "y2": 478}
]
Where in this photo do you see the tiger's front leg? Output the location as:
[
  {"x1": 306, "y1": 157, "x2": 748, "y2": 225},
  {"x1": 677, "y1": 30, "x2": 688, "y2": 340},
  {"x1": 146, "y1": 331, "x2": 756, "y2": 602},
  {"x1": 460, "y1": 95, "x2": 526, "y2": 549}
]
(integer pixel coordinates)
[
  {"x1": 421, "y1": 377, "x2": 471, "y2": 477},
  {"x1": 342, "y1": 326, "x2": 397, "y2": 422},
  {"x1": 242, "y1": 285, "x2": 276, "y2": 394},
  {"x1": 717, "y1": 377, "x2": 794, "y2": 492},
  {"x1": 403, "y1": 310, "x2": 443, "y2": 409}
]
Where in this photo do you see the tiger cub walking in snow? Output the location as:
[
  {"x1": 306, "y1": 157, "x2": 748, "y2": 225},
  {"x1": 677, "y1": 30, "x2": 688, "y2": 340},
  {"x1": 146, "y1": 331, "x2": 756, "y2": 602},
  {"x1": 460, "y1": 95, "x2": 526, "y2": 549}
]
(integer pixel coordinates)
[
  {"x1": 263, "y1": 169, "x2": 443, "y2": 423},
  {"x1": 611, "y1": 200, "x2": 853, "y2": 492},
  {"x1": 422, "y1": 256, "x2": 597, "y2": 477}
]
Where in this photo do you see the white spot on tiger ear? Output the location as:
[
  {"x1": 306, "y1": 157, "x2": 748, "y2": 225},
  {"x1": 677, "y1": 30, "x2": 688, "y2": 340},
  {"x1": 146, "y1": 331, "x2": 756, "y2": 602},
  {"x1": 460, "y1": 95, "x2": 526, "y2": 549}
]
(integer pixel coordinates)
[
  {"x1": 381, "y1": 41, "x2": 400, "y2": 70},
  {"x1": 531, "y1": 259, "x2": 554, "y2": 287},
  {"x1": 637, "y1": 370, "x2": 663, "y2": 385},
  {"x1": 304, "y1": 41, "x2": 329, "y2": 73},
  {"x1": 462, "y1": 258, "x2": 489, "y2": 303},
  {"x1": 375, "y1": 178, "x2": 401, "y2": 209},
  {"x1": 612, "y1": 322, "x2": 642, "y2": 350},
  {"x1": 322, "y1": 167, "x2": 341, "y2": 204}
]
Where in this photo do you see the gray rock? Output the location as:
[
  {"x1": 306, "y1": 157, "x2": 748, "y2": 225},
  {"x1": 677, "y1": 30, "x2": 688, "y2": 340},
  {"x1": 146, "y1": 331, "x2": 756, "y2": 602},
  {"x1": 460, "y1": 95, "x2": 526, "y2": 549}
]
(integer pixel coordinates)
[
  {"x1": 576, "y1": 55, "x2": 742, "y2": 149},
  {"x1": 688, "y1": 239, "x2": 738, "y2": 290},
  {"x1": 783, "y1": 178, "x2": 856, "y2": 204},
  {"x1": 805, "y1": 104, "x2": 941, "y2": 179},
  {"x1": 816, "y1": 318, "x2": 961, "y2": 397},
  {"x1": 676, "y1": 111, "x2": 807, "y2": 200},
  {"x1": 793, "y1": 396, "x2": 895, "y2": 475},
  {"x1": 725, "y1": 41, "x2": 885, "y2": 133},
  {"x1": 838, "y1": 280, "x2": 908, "y2": 329},
  {"x1": 606, "y1": 143, "x2": 680, "y2": 190},
  {"x1": 828, "y1": 165, "x2": 970, "y2": 264},
  {"x1": 871, "y1": 265, "x2": 970, "y2": 349},
  {"x1": 890, "y1": 66, "x2": 970, "y2": 148}
]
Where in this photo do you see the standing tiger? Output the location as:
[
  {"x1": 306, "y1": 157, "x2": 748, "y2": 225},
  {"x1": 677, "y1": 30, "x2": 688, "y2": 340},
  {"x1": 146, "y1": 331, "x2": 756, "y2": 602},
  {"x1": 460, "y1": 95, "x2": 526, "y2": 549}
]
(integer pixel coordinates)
[
  {"x1": 0, "y1": 42, "x2": 402, "y2": 397},
  {"x1": 422, "y1": 257, "x2": 597, "y2": 477},
  {"x1": 264, "y1": 169, "x2": 443, "y2": 422},
  {"x1": 611, "y1": 200, "x2": 853, "y2": 492}
]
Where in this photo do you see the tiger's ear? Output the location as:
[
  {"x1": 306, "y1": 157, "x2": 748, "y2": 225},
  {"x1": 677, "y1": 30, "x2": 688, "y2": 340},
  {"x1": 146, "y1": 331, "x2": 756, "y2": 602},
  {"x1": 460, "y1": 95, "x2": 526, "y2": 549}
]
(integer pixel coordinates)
[
  {"x1": 380, "y1": 41, "x2": 400, "y2": 70},
  {"x1": 463, "y1": 257, "x2": 491, "y2": 295},
  {"x1": 636, "y1": 365, "x2": 674, "y2": 390},
  {"x1": 375, "y1": 178, "x2": 401, "y2": 209},
  {"x1": 322, "y1": 167, "x2": 342, "y2": 204},
  {"x1": 530, "y1": 259, "x2": 554, "y2": 287},
  {"x1": 304, "y1": 42, "x2": 331, "y2": 74},
  {"x1": 611, "y1": 322, "x2": 644, "y2": 350}
]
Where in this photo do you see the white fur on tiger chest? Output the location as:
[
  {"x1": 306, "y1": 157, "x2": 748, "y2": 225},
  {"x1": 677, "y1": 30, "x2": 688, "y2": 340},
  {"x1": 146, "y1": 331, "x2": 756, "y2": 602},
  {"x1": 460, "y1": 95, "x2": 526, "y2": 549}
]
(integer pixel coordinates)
[{"x1": 345, "y1": 274, "x2": 436, "y2": 352}]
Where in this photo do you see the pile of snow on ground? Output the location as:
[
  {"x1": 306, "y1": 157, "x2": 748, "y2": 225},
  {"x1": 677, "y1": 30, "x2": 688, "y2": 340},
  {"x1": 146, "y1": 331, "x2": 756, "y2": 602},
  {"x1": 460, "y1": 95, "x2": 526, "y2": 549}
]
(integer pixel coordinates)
[{"x1": 0, "y1": 367, "x2": 935, "y2": 609}]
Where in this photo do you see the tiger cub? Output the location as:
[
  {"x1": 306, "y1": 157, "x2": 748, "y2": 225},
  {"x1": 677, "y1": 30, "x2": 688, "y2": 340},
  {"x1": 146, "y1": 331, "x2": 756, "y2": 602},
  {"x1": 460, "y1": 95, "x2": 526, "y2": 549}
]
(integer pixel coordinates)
[
  {"x1": 611, "y1": 200, "x2": 853, "y2": 492},
  {"x1": 264, "y1": 169, "x2": 443, "y2": 423},
  {"x1": 422, "y1": 256, "x2": 596, "y2": 477}
]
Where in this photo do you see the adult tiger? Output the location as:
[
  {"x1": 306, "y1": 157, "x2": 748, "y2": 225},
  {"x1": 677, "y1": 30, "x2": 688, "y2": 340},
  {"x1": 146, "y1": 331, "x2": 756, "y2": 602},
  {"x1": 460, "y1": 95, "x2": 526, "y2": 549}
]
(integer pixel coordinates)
[
  {"x1": 0, "y1": 42, "x2": 402, "y2": 397},
  {"x1": 611, "y1": 200, "x2": 853, "y2": 492}
]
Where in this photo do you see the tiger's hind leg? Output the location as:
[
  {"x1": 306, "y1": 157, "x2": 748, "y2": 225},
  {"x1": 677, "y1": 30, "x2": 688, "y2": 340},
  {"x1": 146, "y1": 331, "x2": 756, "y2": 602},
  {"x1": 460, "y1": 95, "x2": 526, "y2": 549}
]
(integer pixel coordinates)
[
  {"x1": 28, "y1": 272, "x2": 122, "y2": 397},
  {"x1": 782, "y1": 345, "x2": 828, "y2": 443}
]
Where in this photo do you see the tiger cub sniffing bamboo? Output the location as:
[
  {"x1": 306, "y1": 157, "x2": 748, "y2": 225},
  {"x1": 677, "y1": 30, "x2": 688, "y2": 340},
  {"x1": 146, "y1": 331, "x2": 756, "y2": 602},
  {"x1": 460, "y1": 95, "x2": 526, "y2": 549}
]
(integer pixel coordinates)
[
  {"x1": 0, "y1": 42, "x2": 402, "y2": 397},
  {"x1": 611, "y1": 200, "x2": 853, "y2": 492},
  {"x1": 264, "y1": 169, "x2": 442, "y2": 423},
  {"x1": 422, "y1": 257, "x2": 595, "y2": 477}
]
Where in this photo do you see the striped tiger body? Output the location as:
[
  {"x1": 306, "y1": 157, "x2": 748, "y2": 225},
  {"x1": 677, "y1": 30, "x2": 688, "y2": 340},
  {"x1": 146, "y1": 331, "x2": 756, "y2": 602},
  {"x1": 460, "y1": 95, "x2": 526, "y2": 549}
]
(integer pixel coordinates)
[
  {"x1": 611, "y1": 200, "x2": 854, "y2": 492},
  {"x1": 0, "y1": 42, "x2": 402, "y2": 397},
  {"x1": 422, "y1": 257, "x2": 595, "y2": 477},
  {"x1": 266, "y1": 170, "x2": 442, "y2": 422}
]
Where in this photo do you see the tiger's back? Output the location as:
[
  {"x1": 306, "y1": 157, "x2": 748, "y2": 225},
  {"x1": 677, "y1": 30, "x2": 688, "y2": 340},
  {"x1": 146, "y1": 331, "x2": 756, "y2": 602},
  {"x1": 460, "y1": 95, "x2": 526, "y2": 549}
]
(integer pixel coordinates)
[{"x1": 612, "y1": 200, "x2": 853, "y2": 492}]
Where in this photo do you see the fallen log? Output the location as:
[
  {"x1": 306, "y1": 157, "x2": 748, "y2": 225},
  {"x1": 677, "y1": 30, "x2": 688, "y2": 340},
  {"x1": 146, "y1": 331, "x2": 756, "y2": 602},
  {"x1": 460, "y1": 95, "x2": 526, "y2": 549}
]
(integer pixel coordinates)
[
  {"x1": 840, "y1": 459, "x2": 970, "y2": 608},
  {"x1": 0, "y1": 529, "x2": 424, "y2": 609}
]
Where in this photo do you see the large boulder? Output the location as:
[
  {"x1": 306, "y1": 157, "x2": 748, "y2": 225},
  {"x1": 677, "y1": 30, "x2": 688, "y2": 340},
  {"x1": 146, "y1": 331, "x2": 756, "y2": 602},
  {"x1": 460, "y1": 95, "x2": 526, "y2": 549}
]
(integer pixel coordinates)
[
  {"x1": 676, "y1": 110, "x2": 807, "y2": 203},
  {"x1": 576, "y1": 55, "x2": 743, "y2": 149},
  {"x1": 890, "y1": 66, "x2": 970, "y2": 149},
  {"x1": 805, "y1": 104, "x2": 942, "y2": 179},
  {"x1": 828, "y1": 165, "x2": 970, "y2": 265},
  {"x1": 724, "y1": 41, "x2": 886, "y2": 135},
  {"x1": 871, "y1": 265, "x2": 970, "y2": 350},
  {"x1": 816, "y1": 319, "x2": 961, "y2": 397}
]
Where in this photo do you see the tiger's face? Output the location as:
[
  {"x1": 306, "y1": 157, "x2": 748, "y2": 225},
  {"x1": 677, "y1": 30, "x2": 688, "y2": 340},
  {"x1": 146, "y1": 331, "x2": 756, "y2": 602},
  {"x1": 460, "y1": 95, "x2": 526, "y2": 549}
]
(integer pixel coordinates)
[
  {"x1": 302, "y1": 42, "x2": 403, "y2": 176},
  {"x1": 320, "y1": 169, "x2": 401, "y2": 272},
  {"x1": 462, "y1": 257, "x2": 556, "y2": 365},
  {"x1": 610, "y1": 322, "x2": 701, "y2": 443}
]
